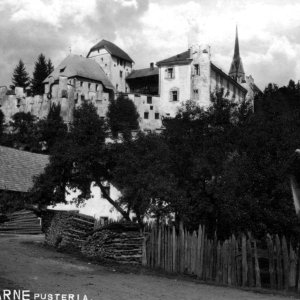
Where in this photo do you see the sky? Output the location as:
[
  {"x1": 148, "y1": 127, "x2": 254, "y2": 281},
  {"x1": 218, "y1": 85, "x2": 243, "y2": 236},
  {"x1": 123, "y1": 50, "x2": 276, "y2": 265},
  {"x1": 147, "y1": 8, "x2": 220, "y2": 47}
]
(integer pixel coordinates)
[{"x1": 1, "y1": 0, "x2": 300, "y2": 90}]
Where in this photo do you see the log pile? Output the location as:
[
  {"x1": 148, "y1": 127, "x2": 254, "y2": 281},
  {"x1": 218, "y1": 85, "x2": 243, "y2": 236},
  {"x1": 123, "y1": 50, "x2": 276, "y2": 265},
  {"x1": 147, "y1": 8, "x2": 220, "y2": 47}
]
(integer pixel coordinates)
[
  {"x1": 45, "y1": 211, "x2": 95, "y2": 250},
  {"x1": 0, "y1": 209, "x2": 42, "y2": 234},
  {"x1": 81, "y1": 222, "x2": 144, "y2": 264}
]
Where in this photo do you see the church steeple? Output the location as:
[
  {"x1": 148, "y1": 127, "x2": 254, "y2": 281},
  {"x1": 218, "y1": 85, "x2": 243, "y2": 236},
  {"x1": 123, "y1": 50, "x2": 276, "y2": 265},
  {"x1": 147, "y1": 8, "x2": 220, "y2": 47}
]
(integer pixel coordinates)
[{"x1": 229, "y1": 26, "x2": 245, "y2": 83}]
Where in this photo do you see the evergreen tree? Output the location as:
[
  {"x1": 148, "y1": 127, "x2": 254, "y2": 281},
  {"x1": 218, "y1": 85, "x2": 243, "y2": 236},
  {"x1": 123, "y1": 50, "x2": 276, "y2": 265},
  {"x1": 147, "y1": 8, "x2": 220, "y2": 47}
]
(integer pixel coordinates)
[
  {"x1": 31, "y1": 54, "x2": 49, "y2": 96},
  {"x1": 47, "y1": 59, "x2": 54, "y2": 76},
  {"x1": 11, "y1": 59, "x2": 30, "y2": 89},
  {"x1": 0, "y1": 110, "x2": 4, "y2": 141}
]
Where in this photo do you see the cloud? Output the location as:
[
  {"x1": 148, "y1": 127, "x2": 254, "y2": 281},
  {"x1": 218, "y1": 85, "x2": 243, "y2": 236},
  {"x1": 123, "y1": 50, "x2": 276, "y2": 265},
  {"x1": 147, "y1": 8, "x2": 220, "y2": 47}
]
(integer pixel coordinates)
[{"x1": 0, "y1": 0, "x2": 300, "y2": 90}]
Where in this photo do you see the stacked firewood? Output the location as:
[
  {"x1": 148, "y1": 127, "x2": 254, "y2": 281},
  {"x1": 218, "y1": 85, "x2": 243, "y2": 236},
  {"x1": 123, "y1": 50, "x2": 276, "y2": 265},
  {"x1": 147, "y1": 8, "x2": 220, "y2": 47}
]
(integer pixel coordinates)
[
  {"x1": 45, "y1": 211, "x2": 95, "y2": 250},
  {"x1": 0, "y1": 209, "x2": 42, "y2": 234},
  {"x1": 81, "y1": 222, "x2": 144, "y2": 264}
]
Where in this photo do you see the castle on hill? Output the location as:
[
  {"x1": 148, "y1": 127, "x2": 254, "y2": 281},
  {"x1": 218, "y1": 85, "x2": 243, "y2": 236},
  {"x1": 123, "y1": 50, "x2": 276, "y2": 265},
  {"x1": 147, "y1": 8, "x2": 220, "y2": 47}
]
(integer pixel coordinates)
[{"x1": 0, "y1": 28, "x2": 260, "y2": 132}]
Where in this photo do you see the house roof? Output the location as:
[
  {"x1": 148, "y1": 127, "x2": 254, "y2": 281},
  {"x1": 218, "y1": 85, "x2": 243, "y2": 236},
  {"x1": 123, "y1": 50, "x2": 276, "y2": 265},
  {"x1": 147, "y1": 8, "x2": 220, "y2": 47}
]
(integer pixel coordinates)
[
  {"x1": 43, "y1": 55, "x2": 114, "y2": 90},
  {"x1": 126, "y1": 67, "x2": 159, "y2": 80},
  {"x1": 156, "y1": 49, "x2": 247, "y2": 94},
  {"x1": 0, "y1": 146, "x2": 49, "y2": 193},
  {"x1": 156, "y1": 50, "x2": 192, "y2": 66},
  {"x1": 211, "y1": 63, "x2": 247, "y2": 94},
  {"x1": 88, "y1": 39, "x2": 134, "y2": 63}
]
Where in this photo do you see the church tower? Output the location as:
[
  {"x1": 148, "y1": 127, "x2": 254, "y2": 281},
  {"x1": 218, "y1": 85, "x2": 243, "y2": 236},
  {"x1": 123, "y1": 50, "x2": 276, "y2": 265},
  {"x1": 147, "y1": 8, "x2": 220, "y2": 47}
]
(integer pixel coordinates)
[{"x1": 229, "y1": 26, "x2": 245, "y2": 83}]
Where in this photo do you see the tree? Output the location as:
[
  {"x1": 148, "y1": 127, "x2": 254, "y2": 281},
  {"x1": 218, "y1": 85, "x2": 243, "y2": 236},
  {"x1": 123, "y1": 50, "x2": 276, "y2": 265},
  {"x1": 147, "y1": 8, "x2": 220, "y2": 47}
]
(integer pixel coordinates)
[
  {"x1": 214, "y1": 84, "x2": 300, "y2": 238},
  {"x1": 36, "y1": 103, "x2": 67, "y2": 153},
  {"x1": 31, "y1": 102, "x2": 131, "y2": 219},
  {"x1": 160, "y1": 94, "x2": 239, "y2": 232},
  {"x1": 47, "y1": 59, "x2": 54, "y2": 75},
  {"x1": 107, "y1": 94, "x2": 140, "y2": 139},
  {"x1": 110, "y1": 133, "x2": 176, "y2": 226},
  {"x1": 7, "y1": 112, "x2": 40, "y2": 152},
  {"x1": 31, "y1": 54, "x2": 49, "y2": 96},
  {"x1": 0, "y1": 110, "x2": 4, "y2": 141},
  {"x1": 11, "y1": 59, "x2": 30, "y2": 89}
]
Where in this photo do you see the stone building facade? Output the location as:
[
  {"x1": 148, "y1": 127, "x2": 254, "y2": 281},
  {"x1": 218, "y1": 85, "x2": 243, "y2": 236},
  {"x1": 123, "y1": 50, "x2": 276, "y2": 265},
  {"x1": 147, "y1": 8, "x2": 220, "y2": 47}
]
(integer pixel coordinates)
[
  {"x1": 87, "y1": 40, "x2": 134, "y2": 94},
  {"x1": 0, "y1": 30, "x2": 260, "y2": 132}
]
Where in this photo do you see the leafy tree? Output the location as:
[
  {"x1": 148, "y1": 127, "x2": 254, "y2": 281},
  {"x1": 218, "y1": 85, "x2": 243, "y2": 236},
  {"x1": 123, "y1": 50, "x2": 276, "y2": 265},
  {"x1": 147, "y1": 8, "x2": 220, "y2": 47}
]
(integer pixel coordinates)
[
  {"x1": 107, "y1": 94, "x2": 140, "y2": 139},
  {"x1": 215, "y1": 84, "x2": 300, "y2": 238},
  {"x1": 31, "y1": 102, "x2": 131, "y2": 219},
  {"x1": 110, "y1": 133, "x2": 176, "y2": 226},
  {"x1": 11, "y1": 59, "x2": 30, "y2": 89},
  {"x1": 31, "y1": 54, "x2": 49, "y2": 96},
  {"x1": 36, "y1": 103, "x2": 67, "y2": 153}
]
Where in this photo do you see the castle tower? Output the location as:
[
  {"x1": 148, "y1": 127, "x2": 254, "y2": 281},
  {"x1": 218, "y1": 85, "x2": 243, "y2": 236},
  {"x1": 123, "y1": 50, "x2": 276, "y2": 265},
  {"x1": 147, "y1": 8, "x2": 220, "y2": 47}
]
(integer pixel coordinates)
[{"x1": 229, "y1": 26, "x2": 245, "y2": 83}]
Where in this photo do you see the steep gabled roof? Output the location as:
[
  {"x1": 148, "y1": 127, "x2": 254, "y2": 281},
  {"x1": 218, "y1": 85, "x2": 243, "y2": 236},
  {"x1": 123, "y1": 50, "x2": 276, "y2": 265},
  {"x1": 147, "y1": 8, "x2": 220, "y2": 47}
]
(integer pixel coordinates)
[
  {"x1": 0, "y1": 146, "x2": 49, "y2": 193},
  {"x1": 211, "y1": 63, "x2": 248, "y2": 94},
  {"x1": 229, "y1": 26, "x2": 245, "y2": 80},
  {"x1": 88, "y1": 39, "x2": 134, "y2": 63},
  {"x1": 156, "y1": 50, "x2": 191, "y2": 66},
  {"x1": 126, "y1": 67, "x2": 159, "y2": 79},
  {"x1": 43, "y1": 55, "x2": 114, "y2": 90}
]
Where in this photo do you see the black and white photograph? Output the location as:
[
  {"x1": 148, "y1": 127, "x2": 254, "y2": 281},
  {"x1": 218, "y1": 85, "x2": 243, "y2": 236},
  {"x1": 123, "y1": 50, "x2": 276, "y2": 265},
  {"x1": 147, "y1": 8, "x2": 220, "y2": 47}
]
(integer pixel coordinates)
[{"x1": 1, "y1": 0, "x2": 300, "y2": 299}]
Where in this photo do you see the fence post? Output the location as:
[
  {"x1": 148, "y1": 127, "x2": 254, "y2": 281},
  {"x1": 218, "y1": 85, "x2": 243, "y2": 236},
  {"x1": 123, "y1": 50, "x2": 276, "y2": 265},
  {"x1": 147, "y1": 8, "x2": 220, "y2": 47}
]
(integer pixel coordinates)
[
  {"x1": 142, "y1": 235, "x2": 147, "y2": 266},
  {"x1": 196, "y1": 225, "x2": 202, "y2": 278},
  {"x1": 289, "y1": 241, "x2": 296, "y2": 289},
  {"x1": 200, "y1": 226, "x2": 205, "y2": 279},
  {"x1": 275, "y1": 234, "x2": 283, "y2": 289},
  {"x1": 247, "y1": 235, "x2": 254, "y2": 287},
  {"x1": 266, "y1": 234, "x2": 275, "y2": 289},
  {"x1": 242, "y1": 234, "x2": 248, "y2": 286},
  {"x1": 281, "y1": 236, "x2": 290, "y2": 291},
  {"x1": 157, "y1": 225, "x2": 161, "y2": 268},
  {"x1": 179, "y1": 221, "x2": 185, "y2": 273},
  {"x1": 172, "y1": 226, "x2": 176, "y2": 272},
  {"x1": 191, "y1": 231, "x2": 197, "y2": 274},
  {"x1": 231, "y1": 235, "x2": 237, "y2": 286},
  {"x1": 253, "y1": 239, "x2": 261, "y2": 288}
]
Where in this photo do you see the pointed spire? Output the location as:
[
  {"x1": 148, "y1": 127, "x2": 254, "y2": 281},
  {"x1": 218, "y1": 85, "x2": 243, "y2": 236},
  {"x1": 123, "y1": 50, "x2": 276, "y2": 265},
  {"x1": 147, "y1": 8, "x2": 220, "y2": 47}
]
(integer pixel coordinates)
[
  {"x1": 234, "y1": 26, "x2": 240, "y2": 58},
  {"x1": 229, "y1": 25, "x2": 245, "y2": 83}
]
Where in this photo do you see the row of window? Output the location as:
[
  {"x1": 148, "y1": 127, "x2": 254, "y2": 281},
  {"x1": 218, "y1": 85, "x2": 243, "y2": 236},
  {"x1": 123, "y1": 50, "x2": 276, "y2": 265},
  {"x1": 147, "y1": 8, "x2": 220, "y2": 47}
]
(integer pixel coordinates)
[
  {"x1": 79, "y1": 81, "x2": 100, "y2": 91},
  {"x1": 144, "y1": 112, "x2": 160, "y2": 120},
  {"x1": 165, "y1": 64, "x2": 200, "y2": 79}
]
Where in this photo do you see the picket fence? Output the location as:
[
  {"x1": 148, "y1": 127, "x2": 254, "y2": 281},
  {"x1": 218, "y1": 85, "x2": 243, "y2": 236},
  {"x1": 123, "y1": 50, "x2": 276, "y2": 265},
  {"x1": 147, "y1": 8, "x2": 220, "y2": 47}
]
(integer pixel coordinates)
[{"x1": 143, "y1": 224, "x2": 300, "y2": 292}]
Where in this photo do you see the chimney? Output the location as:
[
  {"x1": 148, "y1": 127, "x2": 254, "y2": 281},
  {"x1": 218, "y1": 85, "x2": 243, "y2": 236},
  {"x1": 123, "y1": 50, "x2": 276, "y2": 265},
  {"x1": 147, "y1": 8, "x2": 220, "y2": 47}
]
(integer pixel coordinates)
[{"x1": 150, "y1": 62, "x2": 154, "y2": 70}]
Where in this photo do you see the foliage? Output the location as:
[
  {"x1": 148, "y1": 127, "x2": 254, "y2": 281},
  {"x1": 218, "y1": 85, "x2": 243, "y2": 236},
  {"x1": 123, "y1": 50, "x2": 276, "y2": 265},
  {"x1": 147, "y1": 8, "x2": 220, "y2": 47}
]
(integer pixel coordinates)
[
  {"x1": 36, "y1": 103, "x2": 67, "y2": 153},
  {"x1": 47, "y1": 59, "x2": 54, "y2": 75},
  {"x1": 215, "y1": 83, "x2": 300, "y2": 238},
  {"x1": 0, "y1": 191, "x2": 29, "y2": 214},
  {"x1": 107, "y1": 94, "x2": 140, "y2": 139},
  {"x1": 31, "y1": 54, "x2": 53, "y2": 96},
  {"x1": 11, "y1": 59, "x2": 30, "y2": 89},
  {"x1": 31, "y1": 102, "x2": 130, "y2": 219},
  {"x1": 0, "y1": 110, "x2": 4, "y2": 141},
  {"x1": 5, "y1": 112, "x2": 40, "y2": 152},
  {"x1": 110, "y1": 133, "x2": 176, "y2": 226}
]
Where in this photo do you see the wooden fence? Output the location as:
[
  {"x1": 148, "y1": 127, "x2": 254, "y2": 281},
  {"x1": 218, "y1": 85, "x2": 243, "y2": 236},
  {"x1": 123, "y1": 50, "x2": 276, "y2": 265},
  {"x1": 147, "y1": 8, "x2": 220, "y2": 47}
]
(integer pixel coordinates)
[{"x1": 144, "y1": 224, "x2": 300, "y2": 292}]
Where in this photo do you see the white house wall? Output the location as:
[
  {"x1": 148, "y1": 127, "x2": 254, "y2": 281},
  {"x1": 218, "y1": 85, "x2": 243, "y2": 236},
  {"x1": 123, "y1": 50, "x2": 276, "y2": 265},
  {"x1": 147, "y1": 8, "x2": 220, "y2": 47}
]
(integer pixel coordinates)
[
  {"x1": 159, "y1": 64, "x2": 191, "y2": 117},
  {"x1": 49, "y1": 183, "x2": 123, "y2": 220}
]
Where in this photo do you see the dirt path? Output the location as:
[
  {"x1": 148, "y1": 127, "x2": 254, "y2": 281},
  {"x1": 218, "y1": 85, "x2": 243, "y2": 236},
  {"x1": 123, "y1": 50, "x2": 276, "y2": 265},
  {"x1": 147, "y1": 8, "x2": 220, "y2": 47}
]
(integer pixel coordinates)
[{"x1": 0, "y1": 234, "x2": 294, "y2": 300}]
